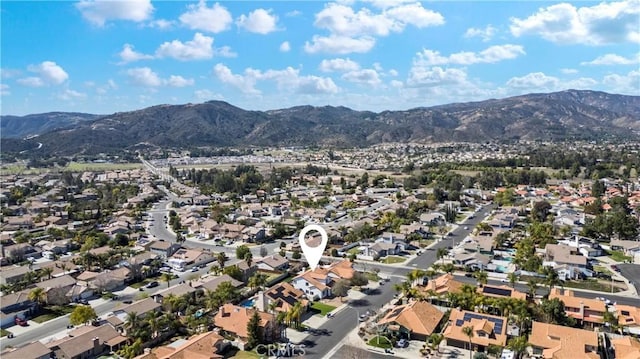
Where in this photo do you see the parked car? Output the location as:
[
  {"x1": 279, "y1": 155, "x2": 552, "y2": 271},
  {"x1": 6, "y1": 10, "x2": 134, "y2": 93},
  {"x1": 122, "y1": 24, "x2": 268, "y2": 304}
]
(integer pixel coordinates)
[
  {"x1": 122, "y1": 300, "x2": 133, "y2": 304},
  {"x1": 396, "y1": 339, "x2": 408, "y2": 348},
  {"x1": 146, "y1": 281, "x2": 159, "y2": 288},
  {"x1": 611, "y1": 265, "x2": 620, "y2": 272},
  {"x1": 191, "y1": 267, "x2": 199, "y2": 272},
  {"x1": 14, "y1": 317, "x2": 28, "y2": 326}
]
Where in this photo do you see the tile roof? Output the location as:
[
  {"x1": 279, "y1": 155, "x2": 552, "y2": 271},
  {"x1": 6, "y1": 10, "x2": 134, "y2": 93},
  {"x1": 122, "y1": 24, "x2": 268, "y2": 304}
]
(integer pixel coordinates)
[
  {"x1": 443, "y1": 309, "x2": 508, "y2": 348},
  {"x1": 1, "y1": 341, "x2": 51, "y2": 359},
  {"x1": 422, "y1": 273, "x2": 465, "y2": 295},
  {"x1": 214, "y1": 304, "x2": 274, "y2": 339},
  {"x1": 529, "y1": 321, "x2": 598, "y2": 359},
  {"x1": 378, "y1": 300, "x2": 444, "y2": 337},
  {"x1": 612, "y1": 336, "x2": 640, "y2": 359}
]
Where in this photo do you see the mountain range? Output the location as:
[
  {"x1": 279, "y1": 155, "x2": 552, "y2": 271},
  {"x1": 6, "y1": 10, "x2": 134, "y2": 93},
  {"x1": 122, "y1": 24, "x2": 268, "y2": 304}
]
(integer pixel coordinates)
[{"x1": 2, "y1": 90, "x2": 638, "y2": 156}]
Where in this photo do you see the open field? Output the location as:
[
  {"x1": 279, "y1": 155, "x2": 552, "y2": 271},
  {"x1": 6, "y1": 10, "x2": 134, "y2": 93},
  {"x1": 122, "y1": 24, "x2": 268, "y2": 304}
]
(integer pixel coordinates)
[{"x1": 66, "y1": 162, "x2": 143, "y2": 171}]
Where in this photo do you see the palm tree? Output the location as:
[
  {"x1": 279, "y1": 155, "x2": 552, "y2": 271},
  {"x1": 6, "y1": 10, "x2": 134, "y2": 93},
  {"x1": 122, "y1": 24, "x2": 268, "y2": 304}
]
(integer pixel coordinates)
[
  {"x1": 428, "y1": 333, "x2": 444, "y2": 354},
  {"x1": 290, "y1": 301, "x2": 303, "y2": 330},
  {"x1": 268, "y1": 301, "x2": 279, "y2": 315},
  {"x1": 161, "y1": 272, "x2": 172, "y2": 288},
  {"x1": 436, "y1": 247, "x2": 448, "y2": 265},
  {"x1": 162, "y1": 293, "x2": 178, "y2": 313},
  {"x1": 542, "y1": 266, "x2": 560, "y2": 295},
  {"x1": 40, "y1": 267, "x2": 54, "y2": 280},
  {"x1": 146, "y1": 310, "x2": 160, "y2": 339},
  {"x1": 462, "y1": 326, "x2": 474, "y2": 359},
  {"x1": 216, "y1": 252, "x2": 227, "y2": 269},
  {"x1": 507, "y1": 336, "x2": 529, "y2": 359},
  {"x1": 406, "y1": 269, "x2": 426, "y2": 287},
  {"x1": 125, "y1": 312, "x2": 140, "y2": 335},
  {"x1": 442, "y1": 263, "x2": 455, "y2": 274},
  {"x1": 527, "y1": 280, "x2": 538, "y2": 300},
  {"x1": 244, "y1": 252, "x2": 253, "y2": 267},
  {"x1": 508, "y1": 272, "x2": 519, "y2": 288},
  {"x1": 28, "y1": 287, "x2": 47, "y2": 308},
  {"x1": 475, "y1": 271, "x2": 488, "y2": 287},
  {"x1": 248, "y1": 273, "x2": 267, "y2": 291}
]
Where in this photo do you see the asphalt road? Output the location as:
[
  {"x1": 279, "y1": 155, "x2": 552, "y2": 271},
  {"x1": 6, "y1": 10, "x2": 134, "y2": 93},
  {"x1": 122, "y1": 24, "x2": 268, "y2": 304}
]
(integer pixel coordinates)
[
  {"x1": 331, "y1": 345, "x2": 392, "y2": 359},
  {"x1": 618, "y1": 264, "x2": 640, "y2": 295}
]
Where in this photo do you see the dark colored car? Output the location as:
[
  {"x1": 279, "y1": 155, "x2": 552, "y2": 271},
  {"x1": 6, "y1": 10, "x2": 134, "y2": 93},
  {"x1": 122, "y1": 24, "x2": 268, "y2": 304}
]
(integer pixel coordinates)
[
  {"x1": 146, "y1": 281, "x2": 159, "y2": 288},
  {"x1": 15, "y1": 317, "x2": 28, "y2": 326}
]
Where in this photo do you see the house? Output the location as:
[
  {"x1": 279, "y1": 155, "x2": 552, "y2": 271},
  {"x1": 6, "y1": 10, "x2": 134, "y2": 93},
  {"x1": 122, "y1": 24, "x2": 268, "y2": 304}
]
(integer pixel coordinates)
[
  {"x1": 116, "y1": 298, "x2": 162, "y2": 318},
  {"x1": 528, "y1": 321, "x2": 599, "y2": 359},
  {"x1": 420, "y1": 273, "x2": 466, "y2": 297},
  {"x1": 149, "y1": 240, "x2": 181, "y2": 258},
  {"x1": 0, "y1": 288, "x2": 35, "y2": 328},
  {"x1": 195, "y1": 274, "x2": 244, "y2": 293},
  {"x1": 359, "y1": 241, "x2": 403, "y2": 260},
  {"x1": 134, "y1": 331, "x2": 228, "y2": 359},
  {"x1": 478, "y1": 285, "x2": 527, "y2": 301},
  {"x1": 47, "y1": 324, "x2": 129, "y2": 359},
  {"x1": 255, "y1": 282, "x2": 308, "y2": 314},
  {"x1": 616, "y1": 305, "x2": 640, "y2": 335},
  {"x1": 453, "y1": 252, "x2": 491, "y2": 271},
  {"x1": 87, "y1": 267, "x2": 132, "y2": 292},
  {"x1": 242, "y1": 227, "x2": 266, "y2": 243},
  {"x1": 168, "y1": 248, "x2": 215, "y2": 271},
  {"x1": 214, "y1": 304, "x2": 279, "y2": 348},
  {"x1": 610, "y1": 240, "x2": 640, "y2": 257},
  {"x1": 152, "y1": 283, "x2": 197, "y2": 304},
  {"x1": 548, "y1": 288, "x2": 605, "y2": 327},
  {"x1": 420, "y1": 212, "x2": 445, "y2": 226},
  {"x1": 443, "y1": 309, "x2": 508, "y2": 352},
  {"x1": 35, "y1": 274, "x2": 78, "y2": 305},
  {"x1": 256, "y1": 254, "x2": 289, "y2": 272},
  {"x1": 0, "y1": 265, "x2": 30, "y2": 285},
  {"x1": 611, "y1": 336, "x2": 640, "y2": 359},
  {"x1": 292, "y1": 260, "x2": 355, "y2": 300},
  {"x1": 1, "y1": 341, "x2": 52, "y2": 359},
  {"x1": 377, "y1": 300, "x2": 444, "y2": 341}
]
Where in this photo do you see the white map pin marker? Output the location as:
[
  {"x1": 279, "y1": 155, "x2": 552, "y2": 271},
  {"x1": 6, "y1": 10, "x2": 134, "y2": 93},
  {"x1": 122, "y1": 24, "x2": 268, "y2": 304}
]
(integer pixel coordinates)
[{"x1": 298, "y1": 224, "x2": 328, "y2": 271}]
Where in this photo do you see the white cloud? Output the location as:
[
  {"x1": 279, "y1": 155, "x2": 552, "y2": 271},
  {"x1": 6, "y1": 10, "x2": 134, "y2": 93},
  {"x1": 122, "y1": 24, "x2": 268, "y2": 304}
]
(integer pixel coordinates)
[
  {"x1": 510, "y1": 0, "x2": 640, "y2": 45},
  {"x1": 17, "y1": 77, "x2": 45, "y2": 87},
  {"x1": 464, "y1": 25, "x2": 497, "y2": 42},
  {"x1": 390, "y1": 79, "x2": 403, "y2": 88},
  {"x1": 58, "y1": 89, "x2": 87, "y2": 101},
  {"x1": 304, "y1": 35, "x2": 376, "y2": 54},
  {"x1": 406, "y1": 66, "x2": 468, "y2": 87},
  {"x1": 118, "y1": 44, "x2": 153, "y2": 64},
  {"x1": 342, "y1": 69, "x2": 381, "y2": 85},
  {"x1": 388, "y1": 69, "x2": 398, "y2": 76},
  {"x1": 76, "y1": 0, "x2": 154, "y2": 26},
  {"x1": 17, "y1": 61, "x2": 68, "y2": 87},
  {"x1": 286, "y1": 10, "x2": 302, "y2": 17},
  {"x1": 179, "y1": 1, "x2": 232, "y2": 33},
  {"x1": 280, "y1": 41, "x2": 291, "y2": 52},
  {"x1": 1, "y1": 84, "x2": 10, "y2": 96},
  {"x1": 603, "y1": 70, "x2": 640, "y2": 93},
  {"x1": 560, "y1": 68, "x2": 578, "y2": 74},
  {"x1": 167, "y1": 75, "x2": 195, "y2": 87},
  {"x1": 147, "y1": 19, "x2": 175, "y2": 30},
  {"x1": 213, "y1": 63, "x2": 260, "y2": 95},
  {"x1": 314, "y1": 2, "x2": 443, "y2": 37},
  {"x1": 96, "y1": 79, "x2": 118, "y2": 94},
  {"x1": 319, "y1": 58, "x2": 360, "y2": 72},
  {"x1": 126, "y1": 67, "x2": 163, "y2": 87},
  {"x1": 213, "y1": 63, "x2": 339, "y2": 95},
  {"x1": 0, "y1": 68, "x2": 21, "y2": 79},
  {"x1": 194, "y1": 89, "x2": 224, "y2": 101},
  {"x1": 415, "y1": 44, "x2": 525, "y2": 66},
  {"x1": 156, "y1": 33, "x2": 214, "y2": 61},
  {"x1": 214, "y1": 46, "x2": 237, "y2": 58},
  {"x1": 506, "y1": 72, "x2": 559, "y2": 90},
  {"x1": 236, "y1": 8, "x2": 279, "y2": 34},
  {"x1": 581, "y1": 53, "x2": 640, "y2": 65}
]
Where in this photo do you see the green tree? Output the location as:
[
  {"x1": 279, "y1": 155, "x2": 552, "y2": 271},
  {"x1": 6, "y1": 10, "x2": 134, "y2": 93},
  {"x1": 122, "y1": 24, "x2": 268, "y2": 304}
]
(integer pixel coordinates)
[
  {"x1": 236, "y1": 245, "x2": 251, "y2": 260},
  {"x1": 508, "y1": 272, "x2": 519, "y2": 288},
  {"x1": 216, "y1": 252, "x2": 227, "y2": 268},
  {"x1": 248, "y1": 273, "x2": 267, "y2": 290},
  {"x1": 246, "y1": 310, "x2": 262, "y2": 349},
  {"x1": 436, "y1": 247, "x2": 448, "y2": 265},
  {"x1": 223, "y1": 265, "x2": 243, "y2": 281},
  {"x1": 28, "y1": 287, "x2": 47, "y2": 307},
  {"x1": 462, "y1": 326, "x2": 474, "y2": 359},
  {"x1": 542, "y1": 266, "x2": 560, "y2": 295},
  {"x1": 244, "y1": 252, "x2": 253, "y2": 267},
  {"x1": 531, "y1": 200, "x2": 552, "y2": 222},
  {"x1": 69, "y1": 305, "x2": 98, "y2": 326},
  {"x1": 40, "y1": 267, "x2": 54, "y2": 280},
  {"x1": 333, "y1": 279, "x2": 350, "y2": 302},
  {"x1": 161, "y1": 272, "x2": 173, "y2": 288},
  {"x1": 507, "y1": 336, "x2": 529, "y2": 359},
  {"x1": 475, "y1": 271, "x2": 488, "y2": 287},
  {"x1": 350, "y1": 272, "x2": 369, "y2": 287}
]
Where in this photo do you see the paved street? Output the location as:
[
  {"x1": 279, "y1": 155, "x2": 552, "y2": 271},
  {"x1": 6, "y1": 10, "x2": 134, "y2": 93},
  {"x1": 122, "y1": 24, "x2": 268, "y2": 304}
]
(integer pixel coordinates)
[{"x1": 618, "y1": 264, "x2": 640, "y2": 294}]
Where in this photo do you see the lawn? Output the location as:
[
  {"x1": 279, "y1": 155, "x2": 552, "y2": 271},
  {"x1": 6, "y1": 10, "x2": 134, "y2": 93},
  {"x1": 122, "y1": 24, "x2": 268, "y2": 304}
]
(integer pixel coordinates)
[
  {"x1": 593, "y1": 265, "x2": 612, "y2": 275},
  {"x1": 364, "y1": 272, "x2": 380, "y2": 281},
  {"x1": 311, "y1": 302, "x2": 337, "y2": 316},
  {"x1": 563, "y1": 279, "x2": 624, "y2": 293},
  {"x1": 417, "y1": 239, "x2": 434, "y2": 248},
  {"x1": 32, "y1": 305, "x2": 74, "y2": 323},
  {"x1": 1, "y1": 328, "x2": 11, "y2": 337},
  {"x1": 130, "y1": 279, "x2": 154, "y2": 289},
  {"x1": 348, "y1": 247, "x2": 361, "y2": 255},
  {"x1": 608, "y1": 250, "x2": 632, "y2": 263},
  {"x1": 368, "y1": 336, "x2": 393, "y2": 349},
  {"x1": 381, "y1": 256, "x2": 406, "y2": 264}
]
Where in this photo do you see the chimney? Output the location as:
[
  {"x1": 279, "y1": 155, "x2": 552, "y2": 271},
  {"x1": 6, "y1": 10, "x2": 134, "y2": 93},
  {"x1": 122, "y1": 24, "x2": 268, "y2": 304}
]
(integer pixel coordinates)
[
  {"x1": 220, "y1": 306, "x2": 225, "y2": 316},
  {"x1": 93, "y1": 337, "x2": 100, "y2": 352}
]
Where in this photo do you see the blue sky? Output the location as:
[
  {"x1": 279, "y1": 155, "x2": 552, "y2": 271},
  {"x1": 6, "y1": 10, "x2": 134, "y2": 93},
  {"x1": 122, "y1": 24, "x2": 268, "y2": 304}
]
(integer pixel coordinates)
[{"x1": 1, "y1": 0, "x2": 638, "y2": 115}]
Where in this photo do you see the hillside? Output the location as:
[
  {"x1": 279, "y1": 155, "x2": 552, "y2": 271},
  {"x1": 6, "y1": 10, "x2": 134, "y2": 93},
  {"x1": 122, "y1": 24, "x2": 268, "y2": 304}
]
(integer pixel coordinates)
[
  {"x1": 0, "y1": 112, "x2": 101, "y2": 139},
  {"x1": 4, "y1": 90, "x2": 639, "y2": 156}
]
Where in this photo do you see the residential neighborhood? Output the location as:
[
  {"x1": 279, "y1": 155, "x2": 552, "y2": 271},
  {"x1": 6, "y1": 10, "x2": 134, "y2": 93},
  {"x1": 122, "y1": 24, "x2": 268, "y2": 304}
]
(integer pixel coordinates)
[{"x1": 1, "y1": 142, "x2": 640, "y2": 359}]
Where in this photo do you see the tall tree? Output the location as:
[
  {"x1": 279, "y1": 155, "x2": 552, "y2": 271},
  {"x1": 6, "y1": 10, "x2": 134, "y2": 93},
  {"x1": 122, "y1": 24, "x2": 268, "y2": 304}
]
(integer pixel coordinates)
[
  {"x1": 69, "y1": 305, "x2": 97, "y2": 326},
  {"x1": 436, "y1": 248, "x2": 448, "y2": 265},
  {"x1": 246, "y1": 310, "x2": 262, "y2": 349},
  {"x1": 333, "y1": 279, "x2": 350, "y2": 302},
  {"x1": 161, "y1": 272, "x2": 173, "y2": 288},
  {"x1": 507, "y1": 336, "x2": 529, "y2": 359},
  {"x1": 475, "y1": 271, "x2": 488, "y2": 287},
  {"x1": 28, "y1": 287, "x2": 47, "y2": 308},
  {"x1": 462, "y1": 326, "x2": 474, "y2": 359}
]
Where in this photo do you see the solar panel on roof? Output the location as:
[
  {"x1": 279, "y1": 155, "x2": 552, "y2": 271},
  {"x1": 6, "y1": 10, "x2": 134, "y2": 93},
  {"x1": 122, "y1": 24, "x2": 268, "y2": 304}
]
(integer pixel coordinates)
[
  {"x1": 455, "y1": 319, "x2": 464, "y2": 326},
  {"x1": 483, "y1": 286, "x2": 512, "y2": 297},
  {"x1": 462, "y1": 312, "x2": 504, "y2": 333}
]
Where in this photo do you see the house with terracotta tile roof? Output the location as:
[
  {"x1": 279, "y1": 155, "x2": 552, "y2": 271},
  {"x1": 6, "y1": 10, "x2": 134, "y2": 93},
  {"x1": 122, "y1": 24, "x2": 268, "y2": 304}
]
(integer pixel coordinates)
[
  {"x1": 213, "y1": 304, "x2": 278, "y2": 348},
  {"x1": 377, "y1": 300, "x2": 444, "y2": 341},
  {"x1": 420, "y1": 273, "x2": 465, "y2": 296},
  {"x1": 133, "y1": 331, "x2": 228, "y2": 359},
  {"x1": 528, "y1": 321, "x2": 599, "y2": 359},
  {"x1": 617, "y1": 304, "x2": 640, "y2": 336},
  {"x1": 292, "y1": 259, "x2": 355, "y2": 300},
  {"x1": 255, "y1": 282, "x2": 308, "y2": 314},
  {"x1": 611, "y1": 336, "x2": 640, "y2": 359},
  {"x1": 478, "y1": 284, "x2": 527, "y2": 301},
  {"x1": 548, "y1": 288, "x2": 605, "y2": 328},
  {"x1": 443, "y1": 309, "x2": 508, "y2": 352}
]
